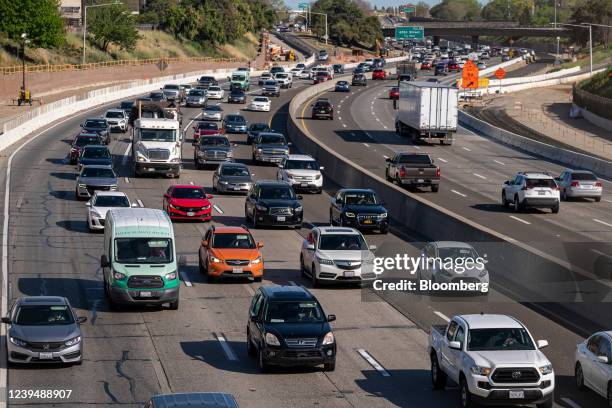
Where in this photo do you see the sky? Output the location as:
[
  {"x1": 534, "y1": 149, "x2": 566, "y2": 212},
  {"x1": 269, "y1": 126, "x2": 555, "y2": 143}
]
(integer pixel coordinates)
[{"x1": 284, "y1": 0, "x2": 438, "y2": 8}]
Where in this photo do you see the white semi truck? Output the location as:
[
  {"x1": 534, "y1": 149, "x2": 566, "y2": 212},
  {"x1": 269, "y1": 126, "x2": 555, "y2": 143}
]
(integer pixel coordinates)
[{"x1": 132, "y1": 117, "x2": 182, "y2": 178}]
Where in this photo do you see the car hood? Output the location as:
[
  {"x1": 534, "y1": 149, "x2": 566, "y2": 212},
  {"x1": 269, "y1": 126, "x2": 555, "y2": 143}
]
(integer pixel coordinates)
[
  {"x1": 266, "y1": 322, "x2": 330, "y2": 338},
  {"x1": 317, "y1": 249, "x2": 373, "y2": 261},
  {"x1": 343, "y1": 204, "x2": 386, "y2": 214},
  {"x1": 219, "y1": 175, "x2": 252, "y2": 183},
  {"x1": 284, "y1": 169, "x2": 320, "y2": 177},
  {"x1": 11, "y1": 324, "x2": 80, "y2": 342},
  {"x1": 258, "y1": 198, "x2": 299, "y2": 208},
  {"x1": 91, "y1": 205, "x2": 127, "y2": 218},
  {"x1": 80, "y1": 157, "x2": 113, "y2": 166},
  {"x1": 169, "y1": 198, "x2": 210, "y2": 207},
  {"x1": 78, "y1": 177, "x2": 117, "y2": 185},
  {"x1": 251, "y1": 100, "x2": 269, "y2": 105},
  {"x1": 210, "y1": 248, "x2": 260, "y2": 261},
  {"x1": 256, "y1": 143, "x2": 288, "y2": 150},
  {"x1": 467, "y1": 350, "x2": 549, "y2": 368},
  {"x1": 203, "y1": 110, "x2": 222, "y2": 115}
]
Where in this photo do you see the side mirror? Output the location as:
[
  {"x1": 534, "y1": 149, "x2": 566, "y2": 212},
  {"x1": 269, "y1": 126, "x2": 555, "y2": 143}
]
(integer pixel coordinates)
[
  {"x1": 192, "y1": 141, "x2": 197, "y2": 146},
  {"x1": 297, "y1": 195, "x2": 303, "y2": 200},
  {"x1": 85, "y1": 202, "x2": 91, "y2": 207},
  {"x1": 327, "y1": 314, "x2": 336, "y2": 322},
  {"x1": 131, "y1": 203, "x2": 138, "y2": 207},
  {"x1": 287, "y1": 142, "x2": 292, "y2": 146},
  {"x1": 201, "y1": 240, "x2": 209, "y2": 247},
  {"x1": 163, "y1": 194, "x2": 170, "y2": 199},
  {"x1": 100, "y1": 254, "x2": 110, "y2": 268},
  {"x1": 503, "y1": 180, "x2": 509, "y2": 185},
  {"x1": 449, "y1": 340, "x2": 462, "y2": 350},
  {"x1": 320, "y1": 166, "x2": 324, "y2": 170},
  {"x1": 257, "y1": 241, "x2": 264, "y2": 248},
  {"x1": 597, "y1": 355, "x2": 609, "y2": 364},
  {"x1": 1, "y1": 317, "x2": 11, "y2": 324},
  {"x1": 369, "y1": 245, "x2": 377, "y2": 251},
  {"x1": 385, "y1": 158, "x2": 391, "y2": 162},
  {"x1": 178, "y1": 255, "x2": 187, "y2": 267},
  {"x1": 77, "y1": 316, "x2": 88, "y2": 324},
  {"x1": 306, "y1": 243, "x2": 315, "y2": 250},
  {"x1": 537, "y1": 339, "x2": 549, "y2": 349},
  {"x1": 207, "y1": 194, "x2": 214, "y2": 199}
]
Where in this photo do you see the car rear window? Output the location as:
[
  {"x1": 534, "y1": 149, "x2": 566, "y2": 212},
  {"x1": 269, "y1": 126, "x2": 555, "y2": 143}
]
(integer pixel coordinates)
[
  {"x1": 398, "y1": 154, "x2": 432, "y2": 164},
  {"x1": 526, "y1": 178, "x2": 557, "y2": 188},
  {"x1": 571, "y1": 173, "x2": 597, "y2": 181}
]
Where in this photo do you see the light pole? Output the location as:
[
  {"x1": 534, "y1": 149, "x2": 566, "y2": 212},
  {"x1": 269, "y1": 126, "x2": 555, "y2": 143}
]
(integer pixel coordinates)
[
  {"x1": 554, "y1": 23, "x2": 592, "y2": 76},
  {"x1": 82, "y1": 2, "x2": 120, "y2": 65},
  {"x1": 553, "y1": 0, "x2": 556, "y2": 28},
  {"x1": 309, "y1": 11, "x2": 328, "y2": 45},
  {"x1": 20, "y1": 33, "x2": 30, "y2": 93}
]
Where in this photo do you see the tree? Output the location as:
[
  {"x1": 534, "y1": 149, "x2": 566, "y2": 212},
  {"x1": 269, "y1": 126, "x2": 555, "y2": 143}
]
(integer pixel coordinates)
[
  {"x1": 430, "y1": 0, "x2": 482, "y2": 21},
  {"x1": 88, "y1": 3, "x2": 140, "y2": 52},
  {"x1": 0, "y1": 0, "x2": 64, "y2": 48},
  {"x1": 569, "y1": 0, "x2": 612, "y2": 46},
  {"x1": 481, "y1": 0, "x2": 535, "y2": 23},
  {"x1": 415, "y1": 1, "x2": 431, "y2": 18},
  {"x1": 311, "y1": 0, "x2": 382, "y2": 47}
]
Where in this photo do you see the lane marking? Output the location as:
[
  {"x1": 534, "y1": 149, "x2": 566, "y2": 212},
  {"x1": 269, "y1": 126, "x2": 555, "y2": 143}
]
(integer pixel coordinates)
[
  {"x1": 183, "y1": 111, "x2": 203, "y2": 132},
  {"x1": 357, "y1": 349, "x2": 390, "y2": 377},
  {"x1": 213, "y1": 204, "x2": 224, "y2": 214},
  {"x1": 363, "y1": 143, "x2": 370, "y2": 147},
  {"x1": 462, "y1": 147, "x2": 471, "y2": 151},
  {"x1": 137, "y1": 199, "x2": 144, "y2": 208},
  {"x1": 473, "y1": 173, "x2": 486, "y2": 180},
  {"x1": 338, "y1": 116, "x2": 342, "y2": 121},
  {"x1": 215, "y1": 332, "x2": 238, "y2": 361},
  {"x1": 413, "y1": 145, "x2": 421, "y2": 150},
  {"x1": 180, "y1": 270, "x2": 193, "y2": 287},
  {"x1": 494, "y1": 160, "x2": 505, "y2": 165},
  {"x1": 124, "y1": 177, "x2": 130, "y2": 183},
  {"x1": 244, "y1": 284, "x2": 255, "y2": 296},
  {"x1": 342, "y1": 123, "x2": 347, "y2": 128},
  {"x1": 451, "y1": 190, "x2": 467, "y2": 197},
  {"x1": 509, "y1": 215, "x2": 531, "y2": 225},
  {"x1": 121, "y1": 142, "x2": 132, "y2": 166},
  {"x1": 593, "y1": 218, "x2": 612, "y2": 228},
  {"x1": 437, "y1": 157, "x2": 448, "y2": 163},
  {"x1": 590, "y1": 249, "x2": 609, "y2": 257},
  {"x1": 434, "y1": 311, "x2": 450, "y2": 322},
  {"x1": 560, "y1": 398, "x2": 582, "y2": 408}
]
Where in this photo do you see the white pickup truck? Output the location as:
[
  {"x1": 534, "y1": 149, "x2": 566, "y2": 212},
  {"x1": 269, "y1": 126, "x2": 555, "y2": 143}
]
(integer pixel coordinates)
[{"x1": 429, "y1": 314, "x2": 554, "y2": 408}]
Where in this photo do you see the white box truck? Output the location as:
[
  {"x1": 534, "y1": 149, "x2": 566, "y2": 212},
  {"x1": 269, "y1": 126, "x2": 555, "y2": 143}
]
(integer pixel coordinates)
[{"x1": 395, "y1": 82, "x2": 458, "y2": 145}]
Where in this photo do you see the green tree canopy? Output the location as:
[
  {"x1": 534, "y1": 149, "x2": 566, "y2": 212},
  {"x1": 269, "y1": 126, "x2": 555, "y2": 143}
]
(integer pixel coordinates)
[
  {"x1": 0, "y1": 0, "x2": 64, "y2": 47},
  {"x1": 311, "y1": 0, "x2": 382, "y2": 47},
  {"x1": 569, "y1": 0, "x2": 611, "y2": 46},
  {"x1": 430, "y1": 0, "x2": 482, "y2": 21},
  {"x1": 88, "y1": 2, "x2": 140, "y2": 52}
]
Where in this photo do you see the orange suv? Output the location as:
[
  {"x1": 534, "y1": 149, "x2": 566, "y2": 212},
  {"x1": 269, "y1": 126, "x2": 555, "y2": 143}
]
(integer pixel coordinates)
[{"x1": 199, "y1": 225, "x2": 264, "y2": 282}]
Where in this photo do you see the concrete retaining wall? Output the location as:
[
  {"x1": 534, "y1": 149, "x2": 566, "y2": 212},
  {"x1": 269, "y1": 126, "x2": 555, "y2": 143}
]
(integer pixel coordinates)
[
  {"x1": 573, "y1": 102, "x2": 612, "y2": 132},
  {"x1": 488, "y1": 66, "x2": 581, "y2": 86}
]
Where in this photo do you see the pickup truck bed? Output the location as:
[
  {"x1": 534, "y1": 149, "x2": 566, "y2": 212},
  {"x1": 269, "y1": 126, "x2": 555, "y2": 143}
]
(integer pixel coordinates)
[{"x1": 385, "y1": 153, "x2": 440, "y2": 192}]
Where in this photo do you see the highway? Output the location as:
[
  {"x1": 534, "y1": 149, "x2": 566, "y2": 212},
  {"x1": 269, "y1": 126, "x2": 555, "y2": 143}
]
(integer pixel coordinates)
[{"x1": 0, "y1": 65, "x2": 609, "y2": 408}]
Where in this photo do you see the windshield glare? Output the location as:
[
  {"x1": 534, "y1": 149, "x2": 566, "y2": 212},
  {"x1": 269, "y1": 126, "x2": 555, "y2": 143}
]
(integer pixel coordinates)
[
  {"x1": 468, "y1": 328, "x2": 535, "y2": 351},
  {"x1": 259, "y1": 186, "x2": 295, "y2": 200},
  {"x1": 81, "y1": 168, "x2": 115, "y2": 178},
  {"x1": 285, "y1": 160, "x2": 318, "y2": 170},
  {"x1": 344, "y1": 192, "x2": 377, "y2": 205},
  {"x1": 319, "y1": 234, "x2": 367, "y2": 251},
  {"x1": 200, "y1": 137, "x2": 229, "y2": 147},
  {"x1": 265, "y1": 301, "x2": 325, "y2": 323},
  {"x1": 140, "y1": 129, "x2": 176, "y2": 142},
  {"x1": 15, "y1": 305, "x2": 74, "y2": 326},
  {"x1": 172, "y1": 188, "x2": 205, "y2": 199},
  {"x1": 260, "y1": 135, "x2": 285, "y2": 145},
  {"x1": 115, "y1": 238, "x2": 173, "y2": 264},
  {"x1": 94, "y1": 195, "x2": 129, "y2": 207},
  {"x1": 212, "y1": 233, "x2": 255, "y2": 249}
]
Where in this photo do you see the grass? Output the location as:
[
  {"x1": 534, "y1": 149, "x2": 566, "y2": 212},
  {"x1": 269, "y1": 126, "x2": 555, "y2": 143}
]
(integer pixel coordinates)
[
  {"x1": 579, "y1": 67, "x2": 612, "y2": 98},
  {"x1": 555, "y1": 45, "x2": 612, "y2": 71}
]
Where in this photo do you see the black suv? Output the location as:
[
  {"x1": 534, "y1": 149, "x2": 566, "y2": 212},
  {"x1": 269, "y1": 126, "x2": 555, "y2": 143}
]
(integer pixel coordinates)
[
  {"x1": 245, "y1": 180, "x2": 303, "y2": 228},
  {"x1": 311, "y1": 99, "x2": 334, "y2": 120},
  {"x1": 193, "y1": 135, "x2": 234, "y2": 169},
  {"x1": 247, "y1": 123, "x2": 271, "y2": 144},
  {"x1": 228, "y1": 89, "x2": 247, "y2": 104},
  {"x1": 329, "y1": 188, "x2": 389, "y2": 234},
  {"x1": 247, "y1": 285, "x2": 336, "y2": 372},
  {"x1": 81, "y1": 118, "x2": 111, "y2": 144},
  {"x1": 352, "y1": 74, "x2": 367, "y2": 86}
]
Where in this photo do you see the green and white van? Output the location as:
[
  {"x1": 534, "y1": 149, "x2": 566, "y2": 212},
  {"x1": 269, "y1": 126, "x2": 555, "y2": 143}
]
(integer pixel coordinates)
[
  {"x1": 229, "y1": 71, "x2": 251, "y2": 91},
  {"x1": 101, "y1": 208, "x2": 180, "y2": 310}
]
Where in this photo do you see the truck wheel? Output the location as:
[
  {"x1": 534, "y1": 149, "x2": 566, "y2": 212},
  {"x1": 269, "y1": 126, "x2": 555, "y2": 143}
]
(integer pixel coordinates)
[
  {"x1": 430, "y1": 353, "x2": 447, "y2": 390},
  {"x1": 575, "y1": 363, "x2": 586, "y2": 391},
  {"x1": 168, "y1": 299, "x2": 179, "y2": 310},
  {"x1": 459, "y1": 376, "x2": 474, "y2": 408},
  {"x1": 501, "y1": 191, "x2": 509, "y2": 208},
  {"x1": 431, "y1": 185, "x2": 439, "y2": 193}
]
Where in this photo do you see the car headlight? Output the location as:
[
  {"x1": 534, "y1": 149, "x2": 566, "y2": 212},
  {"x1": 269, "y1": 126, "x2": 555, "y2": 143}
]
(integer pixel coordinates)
[
  {"x1": 538, "y1": 364, "x2": 553, "y2": 375},
  {"x1": 256, "y1": 204, "x2": 268, "y2": 212},
  {"x1": 201, "y1": 205, "x2": 211, "y2": 210},
  {"x1": 315, "y1": 174, "x2": 322, "y2": 180},
  {"x1": 165, "y1": 271, "x2": 177, "y2": 280},
  {"x1": 227, "y1": 151, "x2": 233, "y2": 157},
  {"x1": 113, "y1": 272, "x2": 126, "y2": 280},
  {"x1": 322, "y1": 332, "x2": 335, "y2": 345},
  {"x1": 316, "y1": 256, "x2": 334, "y2": 265},
  {"x1": 219, "y1": 180, "x2": 229, "y2": 185},
  {"x1": 344, "y1": 212, "x2": 355, "y2": 218},
  {"x1": 295, "y1": 206, "x2": 303, "y2": 212},
  {"x1": 78, "y1": 183, "x2": 86, "y2": 188},
  {"x1": 265, "y1": 332, "x2": 281, "y2": 346},
  {"x1": 470, "y1": 366, "x2": 492, "y2": 376},
  {"x1": 210, "y1": 256, "x2": 222, "y2": 263},
  {"x1": 256, "y1": 148, "x2": 263, "y2": 153},
  {"x1": 170, "y1": 158, "x2": 181, "y2": 163},
  {"x1": 251, "y1": 256, "x2": 262, "y2": 265},
  {"x1": 65, "y1": 336, "x2": 81, "y2": 347},
  {"x1": 169, "y1": 203, "x2": 178, "y2": 210},
  {"x1": 379, "y1": 213, "x2": 387, "y2": 218},
  {"x1": 197, "y1": 151, "x2": 205, "y2": 157},
  {"x1": 10, "y1": 337, "x2": 27, "y2": 347}
]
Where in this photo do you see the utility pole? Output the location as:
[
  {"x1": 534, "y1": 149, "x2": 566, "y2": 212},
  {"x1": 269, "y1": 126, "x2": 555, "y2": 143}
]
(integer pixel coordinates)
[{"x1": 557, "y1": 23, "x2": 593, "y2": 76}]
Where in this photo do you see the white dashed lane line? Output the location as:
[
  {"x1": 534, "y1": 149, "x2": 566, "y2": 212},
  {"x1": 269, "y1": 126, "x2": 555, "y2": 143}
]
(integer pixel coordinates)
[
  {"x1": 363, "y1": 143, "x2": 370, "y2": 147},
  {"x1": 215, "y1": 332, "x2": 238, "y2": 361},
  {"x1": 509, "y1": 215, "x2": 531, "y2": 225},
  {"x1": 121, "y1": 143, "x2": 132, "y2": 166},
  {"x1": 434, "y1": 311, "x2": 450, "y2": 322},
  {"x1": 593, "y1": 218, "x2": 612, "y2": 228},
  {"x1": 213, "y1": 204, "x2": 224, "y2": 214},
  {"x1": 437, "y1": 158, "x2": 448, "y2": 163},
  {"x1": 494, "y1": 160, "x2": 505, "y2": 165},
  {"x1": 451, "y1": 190, "x2": 467, "y2": 198},
  {"x1": 473, "y1": 173, "x2": 486, "y2": 180},
  {"x1": 357, "y1": 349, "x2": 390, "y2": 377},
  {"x1": 137, "y1": 199, "x2": 144, "y2": 208},
  {"x1": 180, "y1": 271, "x2": 193, "y2": 287},
  {"x1": 462, "y1": 147, "x2": 472, "y2": 152}
]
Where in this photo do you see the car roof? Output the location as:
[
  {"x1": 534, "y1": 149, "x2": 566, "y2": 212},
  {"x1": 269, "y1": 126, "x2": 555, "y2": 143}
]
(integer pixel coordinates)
[
  {"x1": 317, "y1": 226, "x2": 360, "y2": 235},
  {"x1": 17, "y1": 296, "x2": 67, "y2": 305},
  {"x1": 432, "y1": 241, "x2": 474, "y2": 249},
  {"x1": 171, "y1": 184, "x2": 204, "y2": 189},
  {"x1": 108, "y1": 208, "x2": 173, "y2": 236},
  {"x1": 149, "y1": 393, "x2": 238, "y2": 408},
  {"x1": 566, "y1": 169, "x2": 594, "y2": 175},
  {"x1": 286, "y1": 154, "x2": 315, "y2": 161},
  {"x1": 261, "y1": 285, "x2": 315, "y2": 301},
  {"x1": 517, "y1": 171, "x2": 554, "y2": 179},
  {"x1": 258, "y1": 132, "x2": 284, "y2": 137},
  {"x1": 211, "y1": 226, "x2": 250, "y2": 234},
  {"x1": 81, "y1": 164, "x2": 113, "y2": 169},
  {"x1": 82, "y1": 145, "x2": 108, "y2": 150},
  {"x1": 459, "y1": 314, "x2": 524, "y2": 329},
  {"x1": 339, "y1": 188, "x2": 375, "y2": 194},
  {"x1": 93, "y1": 191, "x2": 128, "y2": 197}
]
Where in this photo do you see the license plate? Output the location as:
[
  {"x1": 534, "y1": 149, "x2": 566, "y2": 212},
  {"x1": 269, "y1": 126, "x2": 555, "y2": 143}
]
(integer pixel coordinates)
[
  {"x1": 417, "y1": 179, "x2": 424, "y2": 183},
  {"x1": 509, "y1": 391, "x2": 524, "y2": 399},
  {"x1": 300, "y1": 183, "x2": 308, "y2": 187},
  {"x1": 363, "y1": 219, "x2": 373, "y2": 224},
  {"x1": 140, "y1": 291, "x2": 152, "y2": 297},
  {"x1": 538, "y1": 191, "x2": 545, "y2": 195},
  {"x1": 277, "y1": 216, "x2": 286, "y2": 221},
  {"x1": 39, "y1": 352, "x2": 53, "y2": 360},
  {"x1": 232, "y1": 268, "x2": 243, "y2": 274},
  {"x1": 344, "y1": 271, "x2": 355, "y2": 277},
  {"x1": 187, "y1": 211, "x2": 195, "y2": 216},
  {"x1": 147, "y1": 168, "x2": 155, "y2": 172},
  {"x1": 232, "y1": 187, "x2": 241, "y2": 190}
]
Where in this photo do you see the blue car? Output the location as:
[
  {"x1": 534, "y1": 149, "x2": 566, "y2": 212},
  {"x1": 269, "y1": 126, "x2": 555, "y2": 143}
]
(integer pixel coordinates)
[{"x1": 335, "y1": 81, "x2": 351, "y2": 92}]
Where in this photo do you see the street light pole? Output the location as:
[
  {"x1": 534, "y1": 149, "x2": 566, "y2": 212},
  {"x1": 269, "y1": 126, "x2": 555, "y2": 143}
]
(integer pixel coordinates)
[
  {"x1": 555, "y1": 23, "x2": 593, "y2": 76},
  {"x1": 553, "y1": 0, "x2": 557, "y2": 28},
  {"x1": 82, "y1": 2, "x2": 120, "y2": 65},
  {"x1": 21, "y1": 33, "x2": 27, "y2": 92}
]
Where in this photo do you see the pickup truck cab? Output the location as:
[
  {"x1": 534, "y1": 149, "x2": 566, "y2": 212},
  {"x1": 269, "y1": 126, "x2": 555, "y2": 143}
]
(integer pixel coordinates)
[
  {"x1": 261, "y1": 80, "x2": 280, "y2": 97},
  {"x1": 385, "y1": 153, "x2": 440, "y2": 192},
  {"x1": 429, "y1": 314, "x2": 554, "y2": 408}
]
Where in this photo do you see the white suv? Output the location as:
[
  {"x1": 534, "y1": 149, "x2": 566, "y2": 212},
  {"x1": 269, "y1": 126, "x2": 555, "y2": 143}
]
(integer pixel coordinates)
[
  {"x1": 274, "y1": 72, "x2": 293, "y2": 89},
  {"x1": 277, "y1": 154, "x2": 324, "y2": 194},
  {"x1": 300, "y1": 226, "x2": 377, "y2": 287},
  {"x1": 502, "y1": 172, "x2": 560, "y2": 213}
]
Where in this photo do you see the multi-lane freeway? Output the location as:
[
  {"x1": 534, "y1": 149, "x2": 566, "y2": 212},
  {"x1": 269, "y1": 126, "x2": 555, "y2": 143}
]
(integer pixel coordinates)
[{"x1": 1, "y1": 52, "x2": 610, "y2": 408}]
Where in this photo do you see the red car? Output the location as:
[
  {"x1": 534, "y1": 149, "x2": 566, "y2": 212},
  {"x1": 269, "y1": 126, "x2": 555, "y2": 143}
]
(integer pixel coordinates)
[
  {"x1": 389, "y1": 87, "x2": 399, "y2": 100},
  {"x1": 313, "y1": 71, "x2": 331, "y2": 84},
  {"x1": 421, "y1": 62, "x2": 432, "y2": 70},
  {"x1": 372, "y1": 69, "x2": 386, "y2": 80},
  {"x1": 163, "y1": 185, "x2": 213, "y2": 221},
  {"x1": 448, "y1": 62, "x2": 459, "y2": 72},
  {"x1": 193, "y1": 121, "x2": 222, "y2": 142}
]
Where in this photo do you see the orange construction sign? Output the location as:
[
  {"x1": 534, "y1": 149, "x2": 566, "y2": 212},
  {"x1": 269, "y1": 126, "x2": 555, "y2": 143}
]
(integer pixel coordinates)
[
  {"x1": 461, "y1": 60, "x2": 479, "y2": 89},
  {"x1": 495, "y1": 67, "x2": 506, "y2": 80}
]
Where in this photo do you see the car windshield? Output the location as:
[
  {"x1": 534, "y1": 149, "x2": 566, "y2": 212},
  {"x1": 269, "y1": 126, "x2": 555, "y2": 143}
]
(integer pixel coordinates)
[
  {"x1": 250, "y1": 123, "x2": 269, "y2": 132},
  {"x1": 438, "y1": 246, "x2": 478, "y2": 260},
  {"x1": 200, "y1": 137, "x2": 229, "y2": 147},
  {"x1": 84, "y1": 120, "x2": 106, "y2": 128},
  {"x1": 172, "y1": 187, "x2": 205, "y2": 199},
  {"x1": 264, "y1": 81, "x2": 277, "y2": 86},
  {"x1": 206, "y1": 106, "x2": 222, "y2": 112},
  {"x1": 319, "y1": 234, "x2": 368, "y2": 250},
  {"x1": 398, "y1": 154, "x2": 432, "y2": 164},
  {"x1": 200, "y1": 77, "x2": 214, "y2": 82},
  {"x1": 265, "y1": 301, "x2": 325, "y2": 323},
  {"x1": 75, "y1": 137, "x2": 99, "y2": 147},
  {"x1": 15, "y1": 305, "x2": 74, "y2": 326},
  {"x1": 81, "y1": 167, "x2": 115, "y2": 178},
  {"x1": 106, "y1": 111, "x2": 124, "y2": 118},
  {"x1": 253, "y1": 97, "x2": 268, "y2": 102},
  {"x1": 208, "y1": 86, "x2": 221, "y2": 92},
  {"x1": 338, "y1": 81, "x2": 348, "y2": 86},
  {"x1": 571, "y1": 173, "x2": 597, "y2": 181},
  {"x1": 285, "y1": 160, "x2": 319, "y2": 170},
  {"x1": 164, "y1": 85, "x2": 179, "y2": 90},
  {"x1": 231, "y1": 90, "x2": 245, "y2": 96},
  {"x1": 94, "y1": 195, "x2": 130, "y2": 207},
  {"x1": 198, "y1": 122, "x2": 218, "y2": 130},
  {"x1": 189, "y1": 90, "x2": 205, "y2": 96},
  {"x1": 276, "y1": 74, "x2": 288, "y2": 78},
  {"x1": 344, "y1": 192, "x2": 378, "y2": 205},
  {"x1": 468, "y1": 328, "x2": 536, "y2": 351},
  {"x1": 259, "y1": 134, "x2": 285, "y2": 145},
  {"x1": 526, "y1": 178, "x2": 556, "y2": 188},
  {"x1": 150, "y1": 92, "x2": 164, "y2": 99},
  {"x1": 259, "y1": 185, "x2": 295, "y2": 200},
  {"x1": 212, "y1": 233, "x2": 255, "y2": 249},
  {"x1": 82, "y1": 148, "x2": 110, "y2": 159},
  {"x1": 227, "y1": 116, "x2": 245, "y2": 123},
  {"x1": 115, "y1": 238, "x2": 173, "y2": 264},
  {"x1": 139, "y1": 129, "x2": 176, "y2": 142},
  {"x1": 120, "y1": 102, "x2": 133, "y2": 109},
  {"x1": 221, "y1": 166, "x2": 250, "y2": 176}
]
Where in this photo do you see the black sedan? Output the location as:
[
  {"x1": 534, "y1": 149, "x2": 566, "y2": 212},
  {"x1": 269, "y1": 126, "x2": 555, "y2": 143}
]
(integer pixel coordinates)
[
  {"x1": 332, "y1": 64, "x2": 345, "y2": 74},
  {"x1": 245, "y1": 180, "x2": 302, "y2": 228},
  {"x1": 329, "y1": 188, "x2": 389, "y2": 234},
  {"x1": 80, "y1": 118, "x2": 111, "y2": 144},
  {"x1": 352, "y1": 74, "x2": 367, "y2": 86},
  {"x1": 334, "y1": 81, "x2": 350, "y2": 92},
  {"x1": 228, "y1": 89, "x2": 247, "y2": 104}
]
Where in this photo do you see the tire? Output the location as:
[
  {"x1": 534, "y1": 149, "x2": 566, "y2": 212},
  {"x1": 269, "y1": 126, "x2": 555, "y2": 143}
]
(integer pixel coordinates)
[
  {"x1": 459, "y1": 375, "x2": 474, "y2": 408},
  {"x1": 324, "y1": 360, "x2": 336, "y2": 371},
  {"x1": 430, "y1": 353, "x2": 447, "y2": 390},
  {"x1": 253, "y1": 276, "x2": 262, "y2": 283},
  {"x1": 513, "y1": 195, "x2": 521, "y2": 212},
  {"x1": 199, "y1": 257, "x2": 205, "y2": 274},
  {"x1": 595, "y1": 196, "x2": 601, "y2": 202},
  {"x1": 168, "y1": 298, "x2": 179, "y2": 310},
  {"x1": 607, "y1": 383, "x2": 612, "y2": 408},
  {"x1": 501, "y1": 191, "x2": 509, "y2": 208},
  {"x1": 561, "y1": 189, "x2": 567, "y2": 201},
  {"x1": 247, "y1": 331, "x2": 256, "y2": 357},
  {"x1": 311, "y1": 263, "x2": 319, "y2": 287},
  {"x1": 385, "y1": 169, "x2": 391, "y2": 181},
  {"x1": 551, "y1": 203, "x2": 559, "y2": 214},
  {"x1": 252, "y1": 210, "x2": 258, "y2": 228},
  {"x1": 575, "y1": 363, "x2": 586, "y2": 391},
  {"x1": 431, "y1": 185, "x2": 439, "y2": 193},
  {"x1": 195, "y1": 161, "x2": 201, "y2": 170},
  {"x1": 316, "y1": 188, "x2": 322, "y2": 194},
  {"x1": 258, "y1": 346, "x2": 270, "y2": 372},
  {"x1": 300, "y1": 255, "x2": 307, "y2": 277},
  {"x1": 380, "y1": 224, "x2": 389, "y2": 235}
]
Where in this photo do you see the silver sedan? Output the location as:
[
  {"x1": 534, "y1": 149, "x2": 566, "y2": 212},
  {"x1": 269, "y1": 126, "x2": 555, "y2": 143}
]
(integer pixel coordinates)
[{"x1": 557, "y1": 169, "x2": 603, "y2": 201}]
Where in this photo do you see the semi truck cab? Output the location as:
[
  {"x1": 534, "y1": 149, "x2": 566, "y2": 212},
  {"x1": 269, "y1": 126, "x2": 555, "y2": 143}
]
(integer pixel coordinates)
[{"x1": 132, "y1": 118, "x2": 182, "y2": 178}]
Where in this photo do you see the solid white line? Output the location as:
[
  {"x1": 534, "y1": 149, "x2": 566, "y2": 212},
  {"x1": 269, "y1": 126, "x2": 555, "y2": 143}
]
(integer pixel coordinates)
[
  {"x1": 121, "y1": 142, "x2": 132, "y2": 166},
  {"x1": 363, "y1": 143, "x2": 370, "y2": 147},
  {"x1": 593, "y1": 218, "x2": 612, "y2": 228},
  {"x1": 183, "y1": 111, "x2": 202, "y2": 132},
  {"x1": 494, "y1": 160, "x2": 505, "y2": 165},
  {"x1": 462, "y1": 147, "x2": 471, "y2": 151},
  {"x1": 213, "y1": 204, "x2": 224, "y2": 214},
  {"x1": 560, "y1": 398, "x2": 582, "y2": 408},
  {"x1": 180, "y1": 271, "x2": 193, "y2": 287},
  {"x1": 216, "y1": 333, "x2": 238, "y2": 361},
  {"x1": 473, "y1": 173, "x2": 486, "y2": 180},
  {"x1": 604, "y1": 199, "x2": 612, "y2": 203},
  {"x1": 437, "y1": 157, "x2": 448, "y2": 163},
  {"x1": 413, "y1": 145, "x2": 421, "y2": 150},
  {"x1": 451, "y1": 190, "x2": 467, "y2": 197},
  {"x1": 137, "y1": 199, "x2": 144, "y2": 208},
  {"x1": 382, "y1": 125, "x2": 388, "y2": 130},
  {"x1": 434, "y1": 311, "x2": 450, "y2": 322},
  {"x1": 509, "y1": 215, "x2": 531, "y2": 225},
  {"x1": 357, "y1": 349, "x2": 390, "y2": 377}
]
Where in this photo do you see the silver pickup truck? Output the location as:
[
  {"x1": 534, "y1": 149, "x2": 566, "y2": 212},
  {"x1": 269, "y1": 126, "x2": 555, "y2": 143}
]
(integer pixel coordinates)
[
  {"x1": 261, "y1": 80, "x2": 281, "y2": 97},
  {"x1": 429, "y1": 314, "x2": 554, "y2": 408},
  {"x1": 385, "y1": 153, "x2": 440, "y2": 192}
]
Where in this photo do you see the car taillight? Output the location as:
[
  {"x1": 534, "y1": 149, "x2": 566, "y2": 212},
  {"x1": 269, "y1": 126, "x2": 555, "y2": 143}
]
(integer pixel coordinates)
[
  {"x1": 570, "y1": 181, "x2": 580, "y2": 187},
  {"x1": 436, "y1": 167, "x2": 440, "y2": 177},
  {"x1": 399, "y1": 166, "x2": 406, "y2": 178},
  {"x1": 595, "y1": 181, "x2": 602, "y2": 187}
]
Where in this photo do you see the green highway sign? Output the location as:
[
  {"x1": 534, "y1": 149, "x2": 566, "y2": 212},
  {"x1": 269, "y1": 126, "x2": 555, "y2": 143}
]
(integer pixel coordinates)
[
  {"x1": 395, "y1": 26, "x2": 424, "y2": 40},
  {"x1": 403, "y1": 7, "x2": 415, "y2": 13},
  {"x1": 298, "y1": 2, "x2": 308, "y2": 9}
]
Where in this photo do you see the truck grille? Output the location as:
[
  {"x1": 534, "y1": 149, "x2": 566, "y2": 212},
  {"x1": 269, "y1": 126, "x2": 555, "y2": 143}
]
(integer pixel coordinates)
[
  {"x1": 225, "y1": 260, "x2": 250, "y2": 266},
  {"x1": 175, "y1": 206, "x2": 204, "y2": 212},
  {"x1": 147, "y1": 149, "x2": 170, "y2": 160},
  {"x1": 204, "y1": 150, "x2": 228, "y2": 159},
  {"x1": 286, "y1": 338, "x2": 318, "y2": 348},
  {"x1": 270, "y1": 207, "x2": 292, "y2": 215},
  {"x1": 127, "y1": 275, "x2": 164, "y2": 288},
  {"x1": 263, "y1": 149, "x2": 287, "y2": 156},
  {"x1": 284, "y1": 350, "x2": 321, "y2": 358},
  {"x1": 87, "y1": 185, "x2": 111, "y2": 194},
  {"x1": 492, "y1": 368, "x2": 540, "y2": 383}
]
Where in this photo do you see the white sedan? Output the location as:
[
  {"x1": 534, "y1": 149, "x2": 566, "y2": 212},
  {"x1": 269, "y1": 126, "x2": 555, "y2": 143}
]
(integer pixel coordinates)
[
  {"x1": 290, "y1": 68, "x2": 303, "y2": 77},
  {"x1": 575, "y1": 331, "x2": 612, "y2": 405},
  {"x1": 86, "y1": 191, "x2": 135, "y2": 231},
  {"x1": 249, "y1": 96, "x2": 271, "y2": 112},
  {"x1": 206, "y1": 86, "x2": 225, "y2": 100}
]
